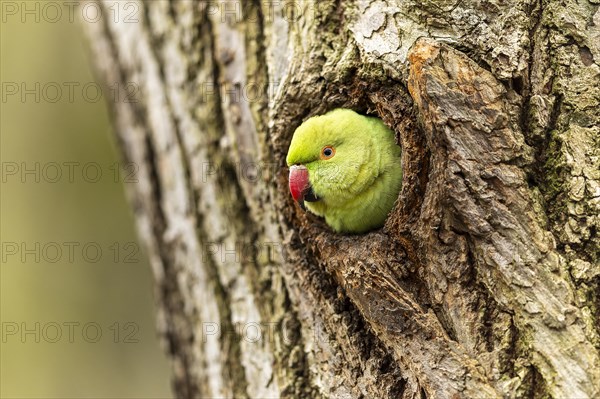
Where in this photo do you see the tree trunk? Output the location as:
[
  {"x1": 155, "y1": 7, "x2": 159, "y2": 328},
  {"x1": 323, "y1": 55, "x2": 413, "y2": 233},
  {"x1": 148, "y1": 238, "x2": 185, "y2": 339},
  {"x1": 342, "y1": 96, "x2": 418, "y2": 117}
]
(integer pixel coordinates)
[{"x1": 83, "y1": 0, "x2": 599, "y2": 397}]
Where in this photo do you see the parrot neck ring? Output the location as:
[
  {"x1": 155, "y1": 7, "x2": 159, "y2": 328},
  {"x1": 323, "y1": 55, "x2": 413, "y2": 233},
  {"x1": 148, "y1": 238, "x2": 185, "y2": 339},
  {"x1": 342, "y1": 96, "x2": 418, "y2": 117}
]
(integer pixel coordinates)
[{"x1": 289, "y1": 164, "x2": 320, "y2": 210}]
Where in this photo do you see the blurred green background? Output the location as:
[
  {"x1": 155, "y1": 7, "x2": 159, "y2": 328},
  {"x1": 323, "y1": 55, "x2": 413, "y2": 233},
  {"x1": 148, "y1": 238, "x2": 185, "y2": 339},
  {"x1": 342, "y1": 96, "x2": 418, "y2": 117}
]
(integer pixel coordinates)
[{"x1": 1, "y1": 3, "x2": 173, "y2": 398}]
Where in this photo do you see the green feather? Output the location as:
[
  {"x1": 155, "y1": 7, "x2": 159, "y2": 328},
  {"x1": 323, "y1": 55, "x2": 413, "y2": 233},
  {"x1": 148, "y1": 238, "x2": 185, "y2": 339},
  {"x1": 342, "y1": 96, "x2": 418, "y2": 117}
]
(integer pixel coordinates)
[{"x1": 286, "y1": 108, "x2": 402, "y2": 233}]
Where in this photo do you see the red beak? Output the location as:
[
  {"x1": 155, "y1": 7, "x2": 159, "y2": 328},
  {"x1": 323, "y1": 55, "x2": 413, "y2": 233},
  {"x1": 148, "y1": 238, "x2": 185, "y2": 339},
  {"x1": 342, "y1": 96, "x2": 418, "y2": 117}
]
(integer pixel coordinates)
[{"x1": 289, "y1": 165, "x2": 310, "y2": 204}]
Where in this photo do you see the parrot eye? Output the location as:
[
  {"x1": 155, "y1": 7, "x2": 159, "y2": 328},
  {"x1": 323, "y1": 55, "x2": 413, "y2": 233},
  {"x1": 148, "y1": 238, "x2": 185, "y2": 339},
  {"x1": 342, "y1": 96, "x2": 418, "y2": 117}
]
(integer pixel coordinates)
[{"x1": 321, "y1": 146, "x2": 336, "y2": 160}]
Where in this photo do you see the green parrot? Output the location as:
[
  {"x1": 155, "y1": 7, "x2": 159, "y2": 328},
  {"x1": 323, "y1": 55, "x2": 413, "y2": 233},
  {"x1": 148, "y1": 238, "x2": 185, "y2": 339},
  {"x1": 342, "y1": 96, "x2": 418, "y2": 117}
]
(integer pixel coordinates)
[{"x1": 286, "y1": 108, "x2": 402, "y2": 234}]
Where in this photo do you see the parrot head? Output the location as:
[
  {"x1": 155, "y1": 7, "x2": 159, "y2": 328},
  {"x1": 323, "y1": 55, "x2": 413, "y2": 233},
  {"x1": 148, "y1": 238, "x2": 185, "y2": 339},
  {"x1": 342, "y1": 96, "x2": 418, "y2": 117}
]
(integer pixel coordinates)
[{"x1": 286, "y1": 108, "x2": 402, "y2": 233}]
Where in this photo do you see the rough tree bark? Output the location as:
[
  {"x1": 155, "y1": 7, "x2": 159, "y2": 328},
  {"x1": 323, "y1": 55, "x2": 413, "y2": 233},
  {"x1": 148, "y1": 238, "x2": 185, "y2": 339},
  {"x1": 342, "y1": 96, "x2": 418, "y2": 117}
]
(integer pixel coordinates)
[{"x1": 83, "y1": 0, "x2": 599, "y2": 397}]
